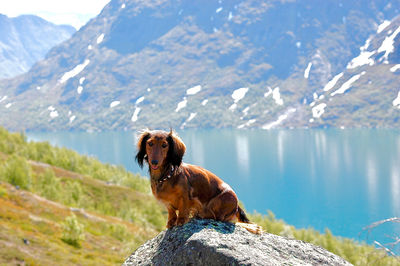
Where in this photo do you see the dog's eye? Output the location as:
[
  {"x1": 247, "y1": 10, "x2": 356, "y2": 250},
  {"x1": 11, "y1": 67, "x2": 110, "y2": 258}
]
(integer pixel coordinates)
[
  {"x1": 162, "y1": 143, "x2": 168, "y2": 148},
  {"x1": 148, "y1": 142, "x2": 153, "y2": 147}
]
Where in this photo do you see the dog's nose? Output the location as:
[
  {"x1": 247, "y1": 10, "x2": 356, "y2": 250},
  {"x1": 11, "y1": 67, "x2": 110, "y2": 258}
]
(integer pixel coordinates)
[{"x1": 151, "y1": 160, "x2": 158, "y2": 165}]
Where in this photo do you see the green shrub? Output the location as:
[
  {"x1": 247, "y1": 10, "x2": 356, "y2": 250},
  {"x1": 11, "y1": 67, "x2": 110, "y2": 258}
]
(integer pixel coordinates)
[
  {"x1": 36, "y1": 168, "x2": 62, "y2": 201},
  {"x1": 1, "y1": 155, "x2": 32, "y2": 189},
  {"x1": 249, "y1": 210, "x2": 285, "y2": 235},
  {"x1": 0, "y1": 128, "x2": 25, "y2": 155},
  {"x1": 249, "y1": 211, "x2": 399, "y2": 266},
  {"x1": 109, "y1": 224, "x2": 129, "y2": 241},
  {"x1": 64, "y1": 180, "x2": 84, "y2": 207},
  {"x1": 0, "y1": 184, "x2": 7, "y2": 197},
  {"x1": 61, "y1": 214, "x2": 85, "y2": 248}
]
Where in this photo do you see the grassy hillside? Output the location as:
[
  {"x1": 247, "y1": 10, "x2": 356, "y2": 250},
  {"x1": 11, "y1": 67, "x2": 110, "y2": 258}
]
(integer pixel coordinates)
[
  {"x1": 0, "y1": 127, "x2": 398, "y2": 265},
  {"x1": 0, "y1": 127, "x2": 165, "y2": 265}
]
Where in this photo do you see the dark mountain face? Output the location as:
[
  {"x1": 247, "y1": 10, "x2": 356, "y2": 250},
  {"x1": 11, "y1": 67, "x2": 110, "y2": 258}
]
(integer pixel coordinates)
[
  {"x1": 0, "y1": 0, "x2": 399, "y2": 131},
  {"x1": 0, "y1": 14, "x2": 75, "y2": 79}
]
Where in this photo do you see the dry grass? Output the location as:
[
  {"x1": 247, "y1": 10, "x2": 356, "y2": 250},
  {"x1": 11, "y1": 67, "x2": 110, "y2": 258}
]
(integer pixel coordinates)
[{"x1": 0, "y1": 180, "x2": 159, "y2": 265}]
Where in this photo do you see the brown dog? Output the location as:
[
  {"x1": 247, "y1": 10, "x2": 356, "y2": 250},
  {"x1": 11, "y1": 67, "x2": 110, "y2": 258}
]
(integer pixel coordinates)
[{"x1": 135, "y1": 129, "x2": 261, "y2": 233}]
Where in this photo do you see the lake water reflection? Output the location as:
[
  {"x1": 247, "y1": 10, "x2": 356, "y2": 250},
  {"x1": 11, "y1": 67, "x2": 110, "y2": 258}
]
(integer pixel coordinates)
[{"x1": 27, "y1": 129, "x2": 400, "y2": 247}]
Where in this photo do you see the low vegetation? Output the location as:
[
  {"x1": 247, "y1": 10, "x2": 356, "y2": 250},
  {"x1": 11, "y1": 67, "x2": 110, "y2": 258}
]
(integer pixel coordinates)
[
  {"x1": 61, "y1": 214, "x2": 86, "y2": 248},
  {"x1": 0, "y1": 126, "x2": 398, "y2": 265},
  {"x1": 250, "y1": 212, "x2": 399, "y2": 266}
]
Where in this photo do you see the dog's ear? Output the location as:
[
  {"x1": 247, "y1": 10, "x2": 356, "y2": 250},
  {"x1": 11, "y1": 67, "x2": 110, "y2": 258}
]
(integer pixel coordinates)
[
  {"x1": 167, "y1": 130, "x2": 186, "y2": 167},
  {"x1": 135, "y1": 131, "x2": 151, "y2": 168}
]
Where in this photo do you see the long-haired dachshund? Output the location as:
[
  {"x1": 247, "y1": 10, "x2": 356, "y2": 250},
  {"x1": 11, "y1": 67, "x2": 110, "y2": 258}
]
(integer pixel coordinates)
[{"x1": 135, "y1": 129, "x2": 262, "y2": 234}]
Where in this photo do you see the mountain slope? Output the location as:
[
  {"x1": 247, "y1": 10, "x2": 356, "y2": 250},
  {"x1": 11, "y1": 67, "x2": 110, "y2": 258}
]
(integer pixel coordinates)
[
  {"x1": 0, "y1": 181, "x2": 157, "y2": 265},
  {"x1": 0, "y1": 14, "x2": 75, "y2": 79},
  {"x1": 0, "y1": 127, "x2": 163, "y2": 264},
  {"x1": 0, "y1": 0, "x2": 399, "y2": 131},
  {"x1": 285, "y1": 15, "x2": 400, "y2": 128}
]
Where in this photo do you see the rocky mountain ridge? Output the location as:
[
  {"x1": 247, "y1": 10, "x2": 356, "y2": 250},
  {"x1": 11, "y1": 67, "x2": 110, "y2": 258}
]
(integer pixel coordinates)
[
  {"x1": 0, "y1": 14, "x2": 75, "y2": 79},
  {"x1": 0, "y1": 0, "x2": 399, "y2": 131}
]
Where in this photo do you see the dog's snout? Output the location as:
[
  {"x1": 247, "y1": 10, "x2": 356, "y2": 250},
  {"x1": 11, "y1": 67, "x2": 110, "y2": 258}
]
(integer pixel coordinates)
[{"x1": 151, "y1": 160, "x2": 159, "y2": 165}]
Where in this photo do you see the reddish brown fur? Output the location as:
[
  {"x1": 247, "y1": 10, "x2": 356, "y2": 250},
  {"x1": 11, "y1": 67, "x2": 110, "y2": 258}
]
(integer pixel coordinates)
[{"x1": 136, "y1": 129, "x2": 258, "y2": 232}]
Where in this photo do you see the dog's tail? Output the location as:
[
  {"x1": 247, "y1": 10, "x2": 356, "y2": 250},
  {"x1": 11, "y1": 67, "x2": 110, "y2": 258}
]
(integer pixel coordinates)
[
  {"x1": 236, "y1": 206, "x2": 263, "y2": 234},
  {"x1": 237, "y1": 206, "x2": 250, "y2": 223}
]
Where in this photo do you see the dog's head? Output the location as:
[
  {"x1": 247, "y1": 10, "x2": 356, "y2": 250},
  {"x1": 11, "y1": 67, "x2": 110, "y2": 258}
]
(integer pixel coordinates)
[{"x1": 135, "y1": 129, "x2": 186, "y2": 171}]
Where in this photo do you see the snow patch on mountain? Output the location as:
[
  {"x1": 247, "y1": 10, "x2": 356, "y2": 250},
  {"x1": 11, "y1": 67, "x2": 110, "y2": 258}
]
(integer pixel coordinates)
[
  {"x1": 229, "y1": 87, "x2": 249, "y2": 111},
  {"x1": 187, "y1": 112, "x2": 197, "y2": 122},
  {"x1": 272, "y1": 87, "x2": 283, "y2": 105},
  {"x1": 135, "y1": 96, "x2": 145, "y2": 105},
  {"x1": 186, "y1": 85, "x2": 202, "y2": 95},
  {"x1": 390, "y1": 64, "x2": 400, "y2": 72},
  {"x1": 347, "y1": 51, "x2": 375, "y2": 69},
  {"x1": 238, "y1": 119, "x2": 256, "y2": 129},
  {"x1": 97, "y1": 33, "x2": 105, "y2": 44},
  {"x1": 229, "y1": 103, "x2": 237, "y2": 111},
  {"x1": 232, "y1": 87, "x2": 248, "y2": 102},
  {"x1": 50, "y1": 110, "x2": 58, "y2": 119},
  {"x1": 180, "y1": 112, "x2": 197, "y2": 129},
  {"x1": 131, "y1": 107, "x2": 141, "y2": 122},
  {"x1": 110, "y1": 101, "x2": 120, "y2": 108},
  {"x1": 264, "y1": 87, "x2": 272, "y2": 98},
  {"x1": 176, "y1": 97, "x2": 187, "y2": 112},
  {"x1": 323, "y1": 73, "x2": 344, "y2": 91},
  {"x1": 377, "y1": 26, "x2": 400, "y2": 63},
  {"x1": 0, "y1": 96, "x2": 8, "y2": 103},
  {"x1": 331, "y1": 72, "x2": 365, "y2": 96},
  {"x1": 312, "y1": 103, "x2": 327, "y2": 118},
  {"x1": 304, "y1": 62, "x2": 312, "y2": 78},
  {"x1": 346, "y1": 36, "x2": 377, "y2": 69},
  {"x1": 377, "y1": 20, "x2": 391, "y2": 34},
  {"x1": 59, "y1": 59, "x2": 90, "y2": 83},
  {"x1": 69, "y1": 115, "x2": 76, "y2": 123},
  {"x1": 242, "y1": 106, "x2": 250, "y2": 115},
  {"x1": 262, "y1": 108, "x2": 296, "y2": 130},
  {"x1": 393, "y1": 91, "x2": 400, "y2": 108},
  {"x1": 360, "y1": 38, "x2": 371, "y2": 51},
  {"x1": 131, "y1": 96, "x2": 145, "y2": 122}
]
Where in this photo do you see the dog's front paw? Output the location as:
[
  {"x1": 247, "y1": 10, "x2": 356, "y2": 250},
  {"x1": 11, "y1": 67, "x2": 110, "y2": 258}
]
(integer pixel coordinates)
[
  {"x1": 175, "y1": 217, "x2": 189, "y2": 226},
  {"x1": 166, "y1": 218, "x2": 177, "y2": 228}
]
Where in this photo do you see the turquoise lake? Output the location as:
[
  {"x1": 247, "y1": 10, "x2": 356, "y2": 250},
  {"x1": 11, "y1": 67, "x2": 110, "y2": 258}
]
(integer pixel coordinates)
[{"x1": 27, "y1": 129, "x2": 400, "y2": 248}]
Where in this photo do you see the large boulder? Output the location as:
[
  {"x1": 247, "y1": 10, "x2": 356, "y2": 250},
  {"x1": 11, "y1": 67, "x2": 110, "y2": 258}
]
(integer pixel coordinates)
[{"x1": 123, "y1": 219, "x2": 352, "y2": 265}]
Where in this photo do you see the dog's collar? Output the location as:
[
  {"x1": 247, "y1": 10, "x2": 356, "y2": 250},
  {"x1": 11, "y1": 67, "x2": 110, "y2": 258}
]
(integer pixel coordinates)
[{"x1": 157, "y1": 165, "x2": 175, "y2": 184}]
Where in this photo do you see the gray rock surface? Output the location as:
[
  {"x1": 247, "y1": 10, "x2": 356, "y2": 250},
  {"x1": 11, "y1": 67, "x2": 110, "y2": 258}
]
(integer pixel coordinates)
[{"x1": 123, "y1": 219, "x2": 352, "y2": 266}]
